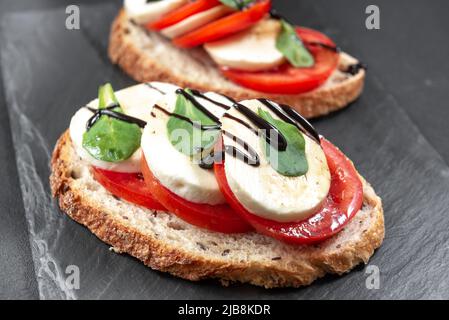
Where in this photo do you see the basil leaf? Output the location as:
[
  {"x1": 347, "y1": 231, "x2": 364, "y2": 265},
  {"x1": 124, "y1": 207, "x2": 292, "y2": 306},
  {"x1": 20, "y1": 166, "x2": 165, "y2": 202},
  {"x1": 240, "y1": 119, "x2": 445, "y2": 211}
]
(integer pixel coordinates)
[
  {"x1": 167, "y1": 90, "x2": 219, "y2": 157},
  {"x1": 82, "y1": 83, "x2": 142, "y2": 162},
  {"x1": 219, "y1": 0, "x2": 254, "y2": 10},
  {"x1": 257, "y1": 108, "x2": 308, "y2": 177},
  {"x1": 276, "y1": 19, "x2": 314, "y2": 68},
  {"x1": 98, "y1": 83, "x2": 119, "y2": 110}
]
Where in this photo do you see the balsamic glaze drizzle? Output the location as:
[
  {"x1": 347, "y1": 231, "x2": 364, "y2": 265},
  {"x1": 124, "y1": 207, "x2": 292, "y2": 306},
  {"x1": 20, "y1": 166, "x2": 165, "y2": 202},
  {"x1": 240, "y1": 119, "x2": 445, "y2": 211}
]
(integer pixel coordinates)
[
  {"x1": 199, "y1": 138, "x2": 261, "y2": 169},
  {"x1": 189, "y1": 89, "x2": 231, "y2": 111},
  {"x1": 83, "y1": 87, "x2": 321, "y2": 170},
  {"x1": 232, "y1": 102, "x2": 288, "y2": 151},
  {"x1": 223, "y1": 113, "x2": 259, "y2": 137},
  {"x1": 269, "y1": 9, "x2": 283, "y2": 20},
  {"x1": 85, "y1": 106, "x2": 147, "y2": 131},
  {"x1": 257, "y1": 99, "x2": 321, "y2": 144},
  {"x1": 222, "y1": 130, "x2": 260, "y2": 166},
  {"x1": 153, "y1": 105, "x2": 220, "y2": 131},
  {"x1": 279, "y1": 103, "x2": 321, "y2": 143},
  {"x1": 153, "y1": 104, "x2": 259, "y2": 168},
  {"x1": 217, "y1": 93, "x2": 237, "y2": 104},
  {"x1": 176, "y1": 89, "x2": 221, "y2": 124},
  {"x1": 346, "y1": 62, "x2": 367, "y2": 75}
]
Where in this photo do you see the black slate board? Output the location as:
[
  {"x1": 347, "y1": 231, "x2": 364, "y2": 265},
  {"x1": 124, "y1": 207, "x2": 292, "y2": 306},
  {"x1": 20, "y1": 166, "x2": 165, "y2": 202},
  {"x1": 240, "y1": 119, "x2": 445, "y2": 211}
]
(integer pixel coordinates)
[{"x1": 1, "y1": 1, "x2": 448, "y2": 299}]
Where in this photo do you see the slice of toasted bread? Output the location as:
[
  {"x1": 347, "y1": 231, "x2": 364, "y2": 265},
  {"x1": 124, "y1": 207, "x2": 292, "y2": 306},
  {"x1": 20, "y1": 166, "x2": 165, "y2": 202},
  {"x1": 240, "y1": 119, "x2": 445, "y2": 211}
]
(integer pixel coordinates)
[
  {"x1": 108, "y1": 10, "x2": 366, "y2": 119},
  {"x1": 50, "y1": 131, "x2": 384, "y2": 288}
]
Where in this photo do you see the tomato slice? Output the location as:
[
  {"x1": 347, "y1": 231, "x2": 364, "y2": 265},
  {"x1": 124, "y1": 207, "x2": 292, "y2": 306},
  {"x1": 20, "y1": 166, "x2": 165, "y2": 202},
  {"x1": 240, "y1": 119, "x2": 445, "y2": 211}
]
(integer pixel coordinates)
[
  {"x1": 213, "y1": 137, "x2": 363, "y2": 244},
  {"x1": 92, "y1": 167, "x2": 165, "y2": 211},
  {"x1": 173, "y1": 0, "x2": 271, "y2": 48},
  {"x1": 148, "y1": 0, "x2": 221, "y2": 31},
  {"x1": 141, "y1": 156, "x2": 253, "y2": 233},
  {"x1": 220, "y1": 27, "x2": 339, "y2": 94}
]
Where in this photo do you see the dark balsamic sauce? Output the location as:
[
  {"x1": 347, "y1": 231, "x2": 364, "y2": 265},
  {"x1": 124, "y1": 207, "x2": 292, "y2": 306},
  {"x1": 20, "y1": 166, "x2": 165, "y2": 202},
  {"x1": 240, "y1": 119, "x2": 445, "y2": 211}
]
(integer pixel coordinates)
[
  {"x1": 176, "y1": 89, "x2": 221, "y2": 124},
  {"x1": 199, "y1": 134, "x2": 260, "y2": 170},
  {"x1": 222, "y1": 130, "x2": 260, "y2": 167},
  {"x1": 153, "y1": 104, "x2": 259, "y2": 168},
  {"x1": 217, "y1": 93, "x2": 237, "y2": 104},
  {"x1": 189, "y1": 89, "x2": 231, "y2": 111},
  {"x1": 279, "y1": 103, "x2": 321, "y2": 143},
  {"x1": 85, "y1": 86, "x2": 322, "y2": 170},
  {"x1": 232, "y1": 102, "x2": 288, "y2": 151},
  {"x1": 269, "y1": 9, "x2": 283, "y2": 21},
  {"x1": 85, "y1": 106, "x2": 147, "y2": 131},
  {"x1": 257, "y1": 99, "x2": 295, "y2": 125},
  {"x1": 346, "y1": 62, "x2": 367, "y2": 75},
  {"x1": 223, "y1": 113, "x2": 259, "y2": 137},
  {"x1": 257, "y1": 99, "x2": 321, "y2": 144},
  {"x1": 153, "y1": 105, "x2": 220, "y2": 131}
]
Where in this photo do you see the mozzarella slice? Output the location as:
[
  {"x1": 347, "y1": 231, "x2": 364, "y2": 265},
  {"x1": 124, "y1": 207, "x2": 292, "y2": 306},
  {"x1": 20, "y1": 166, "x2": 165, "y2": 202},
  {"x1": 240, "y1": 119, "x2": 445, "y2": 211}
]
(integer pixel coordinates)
[
  {"x1": 124, "y1": 0, "x2": 188, "y2": 25},
  {"x1": 141, "y1": 91, "x2": 233, "y2": 205},
  {"x1": 120, "y1": 82, "x2": 179, "y2": 121},
  {"x1": 69, "y1": 82, "x2": 179, "y2": 173},
  {"x1": 161, "y1": 5, "x2": 232, "y2": 39},
  {"x1": 222, "y1": 99, "x2": 331, "y2": 222},
  {"x1": 204, "y1": 19, "x2": 286, "y2": 72}
]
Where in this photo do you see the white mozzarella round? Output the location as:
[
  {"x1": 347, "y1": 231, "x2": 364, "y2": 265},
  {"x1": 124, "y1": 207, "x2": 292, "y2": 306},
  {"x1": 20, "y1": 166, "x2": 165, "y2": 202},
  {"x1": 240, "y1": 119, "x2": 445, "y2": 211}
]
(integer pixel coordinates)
[
  {"x1": 161, "y1": 5, "x2": 232, "y2": 39},
  {"x1": 124, "y1": 0, "x2": 188, "y2": 25},
  {"x1": 204, "y1": 19, "x2": 286, "y2": 72},
  {"x1": 141, "y1": 91, "x2": 233, "y2": 205},
  {"x1": 222, "y1": 99, "x2": 331, "y2": 222},
  {"x1": 69, "y1": 82, "x2": 178, "y2": 173}
]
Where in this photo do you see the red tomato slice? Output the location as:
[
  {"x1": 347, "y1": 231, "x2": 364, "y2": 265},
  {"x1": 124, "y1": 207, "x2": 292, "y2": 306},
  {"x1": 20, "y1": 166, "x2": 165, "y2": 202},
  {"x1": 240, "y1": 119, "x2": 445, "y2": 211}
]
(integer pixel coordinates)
[
  {"x1": 213, "y1": 137, "x2": 363, "y2": 244},
  {"x1": 92, "y1": 167, "x2": 165, "y2": 211},
  {"x1": 173, "y1": 0, "x2": 271, "y2": 48},
  {"x1": 148, "y1": 0, "x2": 221, "y2": 31},
  {"x1": 220, "y1": 27, "x2": 339, "y2": 94},
  {"x1": 141, "y1": 156, "x2": 253, "y2": 233}
]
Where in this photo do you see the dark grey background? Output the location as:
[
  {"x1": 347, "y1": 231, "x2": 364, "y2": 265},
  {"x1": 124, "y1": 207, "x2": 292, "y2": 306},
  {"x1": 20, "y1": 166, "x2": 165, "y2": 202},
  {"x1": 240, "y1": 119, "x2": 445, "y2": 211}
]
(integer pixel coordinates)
[{"x1": 0, "y1": 0, "x2": 448, "y2": 299}]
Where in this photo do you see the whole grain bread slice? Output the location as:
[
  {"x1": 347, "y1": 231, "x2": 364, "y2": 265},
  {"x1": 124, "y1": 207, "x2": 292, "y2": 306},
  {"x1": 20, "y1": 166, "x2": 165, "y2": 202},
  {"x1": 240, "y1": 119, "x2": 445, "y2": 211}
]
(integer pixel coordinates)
[
  {"x1": 50, "y1": 131, "x2": 384, "y2": 288},
  {"x1": 108, "y1": 10, "x2": 366, "y2": 119}
]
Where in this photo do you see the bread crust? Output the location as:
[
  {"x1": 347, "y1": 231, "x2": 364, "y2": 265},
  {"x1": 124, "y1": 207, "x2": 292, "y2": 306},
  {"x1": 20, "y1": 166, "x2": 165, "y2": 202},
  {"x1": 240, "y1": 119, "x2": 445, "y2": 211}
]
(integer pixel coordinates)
[
  {"x1": 108, "y1": 10, "x2": 366, "y2": 119},
  {"x1": 50, "y1": 131, "x2": 384, "y2": 288}
]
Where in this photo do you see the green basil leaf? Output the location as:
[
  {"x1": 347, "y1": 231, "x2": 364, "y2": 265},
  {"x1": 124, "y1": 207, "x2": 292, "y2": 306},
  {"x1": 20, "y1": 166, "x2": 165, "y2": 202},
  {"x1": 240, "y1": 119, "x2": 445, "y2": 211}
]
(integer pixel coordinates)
[
  {"x1": 167, "y1": 90, "x2": 219, "y2": 157},
  {"x1": 82, "y1": 83, "x2": 142, "y2": 162},
  {"x1": 98, "y1": 83, "x2": 119, "y2": 109},
  {"x1": 258, "y1": 108, "x2": 308, "y2": 177},
  {"x1": 82, "y1": 116, "x2": 142, "y2": 162},
  {"x1": 219, "y1": 0, "x2": 254, "y2": 10},
  {"x1": 276, "y1": 19, "x2": 315, "y2": 68}
]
